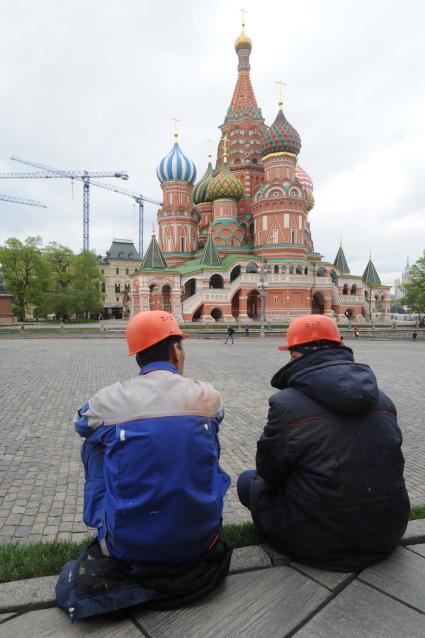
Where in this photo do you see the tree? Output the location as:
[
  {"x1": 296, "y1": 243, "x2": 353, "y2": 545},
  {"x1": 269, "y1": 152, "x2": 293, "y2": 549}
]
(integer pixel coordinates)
[
  {"x1": 401, "y1": 252, "x2": 425, "y2": 321},
  {"x1": 39, "y1": 243, "x2": 76, "y2": 319},
  {"x1": 0, "y1": 237, "x2": 49, "y2": 321},
  {"x1": 70, "y1": 250, "x2": 104, "y2": 318}
]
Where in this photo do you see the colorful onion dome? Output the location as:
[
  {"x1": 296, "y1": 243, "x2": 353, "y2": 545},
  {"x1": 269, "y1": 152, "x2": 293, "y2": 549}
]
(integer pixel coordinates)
[
  {"x1": 156, "y1": 141, "x2": 197, "y2": 184},
  {"x1": 235, "y1": 26, "x2": 252, "y2": 51},
  {"x1": 206, "y1": 161, "x2": 243, "y2": 201},
  {"x1": 295, "y1": 165, "x2": 314, "y2": 192},
  {"x1": 262, "y1": 109, "x2": 301, "y2": 157},
  {"x1": 306, "y1": 190, "x2": 315, "y2": 211},
  {"x1": 192, "y1": 161, "x2": 214, "y2": 204}
]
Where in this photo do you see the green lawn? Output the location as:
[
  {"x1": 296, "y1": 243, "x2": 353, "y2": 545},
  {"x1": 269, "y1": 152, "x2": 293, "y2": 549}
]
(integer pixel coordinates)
[{"x1": 0, "y1": 507, "x2": 423, "y2": 584}]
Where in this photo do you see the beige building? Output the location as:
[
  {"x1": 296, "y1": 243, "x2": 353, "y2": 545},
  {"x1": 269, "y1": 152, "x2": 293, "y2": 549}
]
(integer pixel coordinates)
[{"x1": 98, "y1": 239, "x2": 141, "y2": 319}]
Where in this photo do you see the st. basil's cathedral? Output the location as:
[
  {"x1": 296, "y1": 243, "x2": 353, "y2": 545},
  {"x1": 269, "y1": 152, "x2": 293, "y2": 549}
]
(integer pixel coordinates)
[{"x1": 130, "y1": 26, "x2": 390, "y2": 323}]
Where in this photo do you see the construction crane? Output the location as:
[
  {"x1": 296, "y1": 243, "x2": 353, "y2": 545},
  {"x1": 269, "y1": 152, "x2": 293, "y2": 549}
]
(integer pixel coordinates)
[
  {"x1": 88, "y1": 180, "x2": 162, "y2": 258},
  {"x1": 10, "y1": 156, "x2": 160, "y2": 259},
  {"x1": 0, "y1": 193, "x2": 47, "y2": 207},
  {"x1": 6, "y1": 157, "x2": 129, "y2": 250}
]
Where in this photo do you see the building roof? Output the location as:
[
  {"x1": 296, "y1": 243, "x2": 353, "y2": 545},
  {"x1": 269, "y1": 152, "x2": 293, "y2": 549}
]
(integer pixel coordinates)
[
  {"x1": 262, "y1": 108, "x2": 301, "y2": 157},
  {"x1": 362, "y1": 258, "x2": 381, "y2": 286},
  {"x1": 334, "y1": 245, "x2": 350, "y2": 273},
  {"x1": 156, "y1": 141, "x2": 197, "y2": 184},
  {"x1": 225, "y1": 28, "x2": 263, "y2": 122},
  {"x1": 192, "y1": 161, "x2": 214, "y2": 204},
  {"x1": 106, "y1": 239, "x2": 140, "y2": 260},
  {"x1": 200, "y1": 231, "x2": 222, "y2": 267},
  {"x1": 141, "y1": 233, "x2": 168, "y2": 270}
]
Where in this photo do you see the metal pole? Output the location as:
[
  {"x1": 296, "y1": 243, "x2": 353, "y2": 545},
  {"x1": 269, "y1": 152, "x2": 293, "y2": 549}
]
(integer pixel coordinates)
[
  {"x1": 259, "y1": 261, "x2": 267, "y2": 338},
  {"x1": 83, "y1": 174, "x2": 90, "y2": 251},
  {"x1": 138, "y1": 199, "x2": 144, "y2": 259}
]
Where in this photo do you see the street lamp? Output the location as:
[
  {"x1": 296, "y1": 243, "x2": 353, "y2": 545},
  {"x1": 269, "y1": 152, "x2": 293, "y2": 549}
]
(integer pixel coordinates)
[{"x1": 258, "y1": 260, "x2": 268, "y2": 338}]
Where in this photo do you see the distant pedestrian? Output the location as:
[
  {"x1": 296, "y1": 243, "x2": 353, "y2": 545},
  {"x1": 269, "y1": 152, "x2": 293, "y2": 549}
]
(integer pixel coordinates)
[
  {"x1": 224, "y1": 326, "x2": 235, "y2": 344},
  {"x1": 412, "y1": 330, "x2": 417, "y2": 342},
  {"x1": 244, "y1": 324, "x2": 250, "y2": 337},
  {"x1": 354, "y1": 325, "x2": 359, "y2": 339}
]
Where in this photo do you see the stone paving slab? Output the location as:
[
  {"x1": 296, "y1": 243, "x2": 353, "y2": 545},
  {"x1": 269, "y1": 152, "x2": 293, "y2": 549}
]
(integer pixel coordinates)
[
  {"x1": 359, "y1": 546, "x2": 425, "y2": 613},
  {"x1": 293, "y1": 579, "x2": 425, "y2": 638},
  {"x1": 0, "y1": 575, "x2": 57, "y2": 613},
  {"x1": 134, "y1": 566, "x2": 330, "y2": 638},
  {"x1": 290, "y1": 562, "x2": 355, "y2": 592},
  {"x1": 0, "y1": 612, "x2": 17, "y2": 624},
  {"x1": 406, "y1": 543, "x2": 425, "y2": 557},
  {"x1": 0, "y1": 607, "x2": 143, "y2": 637},
  {"x1": 0, "y1": 339, "x2": 424, "y2": 542},
  {"x1": 401, "y1": 519, "x2": 425, "y2": 545},
  {"x1": 229, "y1": 545, "x2": 271, "y2": 574}
]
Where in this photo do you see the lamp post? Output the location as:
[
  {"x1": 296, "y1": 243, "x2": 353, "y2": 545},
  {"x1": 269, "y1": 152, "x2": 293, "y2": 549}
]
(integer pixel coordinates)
[
  {"x1": 369, "y1": 287, "x2": 374, "y2": 328},
  {"x1": 258, "y1": 260, "x2": 267, "y2": 338}
]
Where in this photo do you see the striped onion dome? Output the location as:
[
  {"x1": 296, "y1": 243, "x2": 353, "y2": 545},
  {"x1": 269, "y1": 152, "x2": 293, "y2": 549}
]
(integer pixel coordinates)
[
  {"x1": 206, "y1": 161, "x2": 243, "y2": 201},
  {"x1": 192, "y1": 161, "x2": 214, "y2": 204},
  {"x1": 156, "y1": 142, "x2": 197, "y2": 184},
  {"x1": 295, "y1": 165, "x2": 314, "y2": 192},
  {"x1": 262, "y1": 109, "x2": 301, "y2": 157}
]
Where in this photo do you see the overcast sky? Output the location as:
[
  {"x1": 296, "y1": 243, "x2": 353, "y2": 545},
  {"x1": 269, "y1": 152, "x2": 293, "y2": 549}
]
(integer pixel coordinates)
[{"x1": 1, "y1": 0, "x2": 424, "y2": 285}]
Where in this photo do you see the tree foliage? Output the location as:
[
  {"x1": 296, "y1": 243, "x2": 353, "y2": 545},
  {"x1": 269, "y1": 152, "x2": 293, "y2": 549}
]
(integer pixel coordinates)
[
  {"x1": 401, "y1": 252, "x2": 425, "y2": 320},
  {"x1": 0, "y1": 237, "x2": 49, "y2": 321},
  {"x1": 0, "y1": 239, "x2": 104, "y2": 320},
  {"x1": 70, "y1": 250, "x2": 103, "y2": 318}
]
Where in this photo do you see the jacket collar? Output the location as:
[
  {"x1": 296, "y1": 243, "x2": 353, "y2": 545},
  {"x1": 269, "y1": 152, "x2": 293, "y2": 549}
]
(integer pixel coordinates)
[
  {"x1": 271, "y1": 347, "x2": 354, "y2": 390},
  {"x1": 139, "y1": 361, "x2": 179, "y2": 375}
]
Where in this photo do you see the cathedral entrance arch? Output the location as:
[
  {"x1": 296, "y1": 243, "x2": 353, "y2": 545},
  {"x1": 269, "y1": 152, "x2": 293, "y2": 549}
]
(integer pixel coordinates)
[
  {"x1": 211, "y1": 308, "x2": 223, "y2": 322},
  {"x1": 230, "y1": 265, "x2": 241, "y2": 282},
  {"x1": 345, "y1": 308, "x2": 354, "y2": 319},
  {"x1": 162, "y1": 285, "x2": 172, "y2": 312},
  {"x1": 209, "y1": 274, "x2": 224, "y2": 289},
  {"x1": 183, "y1": 278, "x2": 196, "y2": 300},
  {"x1": 312, "y1": 292, "x2": 325, "y2": 314},
  {"x1": 247, "y1": 290, "x2": 260, "y2": 319},
  {"x1": 192, "y1": 305, "x2": 204, "y2": 322},
  {"x1": 231, "y1": 289, "x2": 240, "y2": 318}
]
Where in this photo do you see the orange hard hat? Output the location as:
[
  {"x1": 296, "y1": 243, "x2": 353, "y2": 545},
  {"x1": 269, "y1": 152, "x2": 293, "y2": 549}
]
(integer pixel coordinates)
[
  {"x1": 279, "y1": 314, "x2": 341, "y2": 351},
  {"x1": 126, "y1": 310, "x2": 188, "y2": 356}
]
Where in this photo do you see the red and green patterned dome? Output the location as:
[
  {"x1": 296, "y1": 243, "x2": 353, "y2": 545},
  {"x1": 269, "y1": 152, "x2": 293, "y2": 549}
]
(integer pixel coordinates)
[
  {"x1": 262, "y1": 109, "x2": 301, "y2": 157},
  {"x1": 206, "y1": 161, "x2": 243, "y2": 201},
  {"x1": 192, "y1": 161, "x2": 214, "y2": 204}
]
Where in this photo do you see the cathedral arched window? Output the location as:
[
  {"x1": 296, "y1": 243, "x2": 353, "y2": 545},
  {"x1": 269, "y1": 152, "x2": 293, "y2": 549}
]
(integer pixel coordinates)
[{"x1": 274, "y1": 265, "x2": 279, "y2": 274}]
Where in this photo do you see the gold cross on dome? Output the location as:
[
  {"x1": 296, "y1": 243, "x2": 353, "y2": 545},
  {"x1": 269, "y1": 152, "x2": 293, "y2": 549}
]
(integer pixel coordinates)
[
  {"x1": 171, "y1": 117, "x2": 180, "y2": 141},
  {"x1": 223, "y1": 135, "x2": 229, "y2": 161},
  {"x1": 239, "y1": 7, "x2": 248, "y2": 28},
  {"x1": 274, "y1": 80, "x2": 287, "y2": 107}
]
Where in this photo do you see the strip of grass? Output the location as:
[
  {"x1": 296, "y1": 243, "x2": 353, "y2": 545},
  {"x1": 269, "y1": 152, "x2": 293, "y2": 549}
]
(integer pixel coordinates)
[
  {"x1": 410, "y1": 504, "x2": 425, "y2": 520},
  {"x1": 0, "y1": 507, "x2": 423, "y2": 584}
]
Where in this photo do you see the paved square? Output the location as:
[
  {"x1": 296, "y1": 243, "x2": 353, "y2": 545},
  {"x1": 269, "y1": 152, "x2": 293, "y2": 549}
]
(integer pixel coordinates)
[{"x1": 0, "y1": 336, "x2": 424, "y2": 542}]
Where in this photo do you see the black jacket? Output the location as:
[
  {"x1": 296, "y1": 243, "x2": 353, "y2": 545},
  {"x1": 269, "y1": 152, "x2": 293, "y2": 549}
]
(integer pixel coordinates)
[{"x1": 253, "y1": 347, "x2": 410, "y2": 571}]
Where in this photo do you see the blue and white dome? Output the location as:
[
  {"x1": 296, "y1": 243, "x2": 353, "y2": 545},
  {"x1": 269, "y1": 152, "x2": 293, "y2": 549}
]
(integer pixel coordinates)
[{"x1": 156, "y1": 142, "x2": 197, "y2": 184}]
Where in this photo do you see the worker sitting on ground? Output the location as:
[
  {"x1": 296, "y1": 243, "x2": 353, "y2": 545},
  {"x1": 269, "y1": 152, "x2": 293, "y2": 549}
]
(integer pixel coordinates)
[
  {"x1": 237, "y1": 314, "x2": 410, "y2": 572},
  {"x1": 56, "y1": 310, "x2": 232, "y2": 622}
]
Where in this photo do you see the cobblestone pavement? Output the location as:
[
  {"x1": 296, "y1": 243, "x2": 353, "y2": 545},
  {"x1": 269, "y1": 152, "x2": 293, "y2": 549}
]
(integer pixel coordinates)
[{"x1": 0, "y1": 337, "x2": 424, "y2": 543}]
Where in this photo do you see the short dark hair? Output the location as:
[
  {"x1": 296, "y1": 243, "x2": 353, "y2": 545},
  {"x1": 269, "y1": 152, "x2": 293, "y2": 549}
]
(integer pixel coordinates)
[{"x1": 136, "y1": 335, "x2": 182, "y2": 368}]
